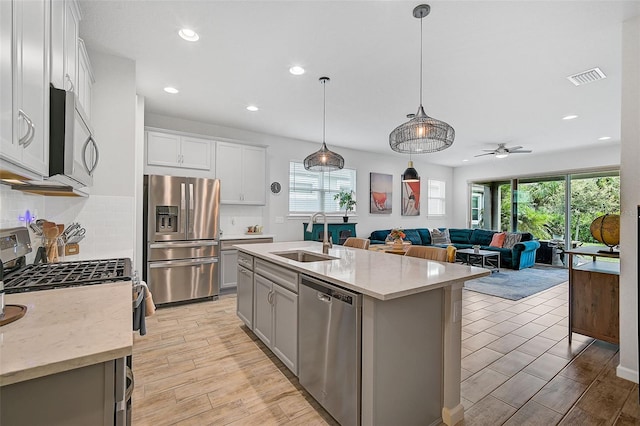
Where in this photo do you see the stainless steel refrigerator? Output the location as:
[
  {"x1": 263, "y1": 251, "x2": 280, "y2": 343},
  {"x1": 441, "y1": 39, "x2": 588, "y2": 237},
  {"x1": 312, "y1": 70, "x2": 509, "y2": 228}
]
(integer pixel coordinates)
[{"x1": 143, "y1": 175, "x2": 220, "y2": 305}]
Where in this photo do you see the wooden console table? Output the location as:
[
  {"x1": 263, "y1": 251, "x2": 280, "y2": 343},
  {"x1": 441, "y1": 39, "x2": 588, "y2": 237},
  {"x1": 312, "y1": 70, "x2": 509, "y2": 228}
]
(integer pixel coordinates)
[{"x1": 565, "y1": 246, "x2": 620, "y2": 344}]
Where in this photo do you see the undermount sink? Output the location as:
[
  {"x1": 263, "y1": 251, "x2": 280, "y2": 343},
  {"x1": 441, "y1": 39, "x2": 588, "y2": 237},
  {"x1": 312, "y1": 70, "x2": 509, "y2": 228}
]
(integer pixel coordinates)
[{"x1": 272, "y1": 250, "x2": 338, "y2": 263}]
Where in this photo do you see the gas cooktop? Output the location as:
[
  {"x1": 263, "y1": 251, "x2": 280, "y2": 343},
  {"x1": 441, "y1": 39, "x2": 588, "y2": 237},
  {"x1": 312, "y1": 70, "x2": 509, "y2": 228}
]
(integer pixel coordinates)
[{"x1": 3, "y1": 258, "x2": 132, "y2": 294}]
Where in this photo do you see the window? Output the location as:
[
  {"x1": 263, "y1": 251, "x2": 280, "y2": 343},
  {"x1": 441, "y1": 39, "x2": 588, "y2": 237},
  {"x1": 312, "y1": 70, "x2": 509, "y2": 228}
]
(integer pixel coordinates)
[
  {"x1": 289, "y1": 161, "x2": 357, "y2": 214},
  {"x1": 427, "y1": 179, "x2": 446, "y2": 216}
]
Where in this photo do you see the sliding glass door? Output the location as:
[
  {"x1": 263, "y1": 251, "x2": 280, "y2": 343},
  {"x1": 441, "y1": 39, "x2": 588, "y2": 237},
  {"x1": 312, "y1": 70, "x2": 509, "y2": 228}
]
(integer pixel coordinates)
[{"x1": 469, "y1": 170, "x2": 619, "y2": 266}]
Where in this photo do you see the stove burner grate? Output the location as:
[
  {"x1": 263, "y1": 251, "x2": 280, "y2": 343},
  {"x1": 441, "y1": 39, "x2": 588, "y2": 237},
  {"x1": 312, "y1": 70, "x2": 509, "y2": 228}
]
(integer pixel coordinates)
[{"x1": 3, "y1": 258, "x2": 132, "y2": 293}]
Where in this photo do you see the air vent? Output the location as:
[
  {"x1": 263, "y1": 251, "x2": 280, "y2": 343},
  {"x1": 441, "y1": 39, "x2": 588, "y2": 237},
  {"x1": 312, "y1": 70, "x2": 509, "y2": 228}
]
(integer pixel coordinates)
[{"x1": 567, "y1": 67, "x2": 607, "y2": 86}]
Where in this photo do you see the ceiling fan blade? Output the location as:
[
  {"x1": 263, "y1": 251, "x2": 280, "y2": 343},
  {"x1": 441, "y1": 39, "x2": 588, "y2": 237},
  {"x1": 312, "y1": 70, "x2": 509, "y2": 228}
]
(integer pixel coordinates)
[
  {"x1": 480, "y1": 149, "x2": 496, "y2": 152},
  {"x1": 474, "y1": 152, "x2": 495, "y2": 157},
  {"x1": 510, "y1": 150, "x2": 532, "y2": 154},
  {"x1": 507, "y1": 145, "x2": 523, "y2": 151}
]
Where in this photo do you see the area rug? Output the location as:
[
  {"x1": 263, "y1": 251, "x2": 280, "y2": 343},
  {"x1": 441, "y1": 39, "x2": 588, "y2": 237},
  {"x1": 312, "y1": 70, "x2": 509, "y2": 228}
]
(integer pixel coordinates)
[{"x1": 464, "y1": 266, "x2": 568, "y2": 300}]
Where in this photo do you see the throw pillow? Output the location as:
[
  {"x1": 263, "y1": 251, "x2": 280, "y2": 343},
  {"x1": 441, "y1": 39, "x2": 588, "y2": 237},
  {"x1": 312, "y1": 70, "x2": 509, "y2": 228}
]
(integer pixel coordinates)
[
  {"x1": 489, "y1": 232, "x2": 506, "y2": 248},
  {"x1": 503, "y1": 232, "x2": 522, "y2": 249},
  {"x1": 430, "y1": 228, "x2": 451, "y2": 245}
]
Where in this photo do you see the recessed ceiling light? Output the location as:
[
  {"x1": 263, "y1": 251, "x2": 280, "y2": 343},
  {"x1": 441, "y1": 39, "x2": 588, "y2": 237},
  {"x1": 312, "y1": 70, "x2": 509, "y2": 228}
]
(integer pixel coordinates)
[
  {"x1": 598, "y1": 136, "x2": 612, "y2": 141},
  {"x1": 178, "y1": 28, "x2": 199, "y2": 42},
  {"x1": 462, "y1": 159, "x2": 469, "y2": 162},
  {"x1": 164, "y1": 87, "x2": 179, "y2": 94},
  {"x1": 562, "y1": 115, "x2": 578, "y2": 120},
  {"x1": 246, "y1": 105, "x2": 259, "y2": 112},
  {"x1": 289, "y1": 66, "x2": 305, "y2": 75}
]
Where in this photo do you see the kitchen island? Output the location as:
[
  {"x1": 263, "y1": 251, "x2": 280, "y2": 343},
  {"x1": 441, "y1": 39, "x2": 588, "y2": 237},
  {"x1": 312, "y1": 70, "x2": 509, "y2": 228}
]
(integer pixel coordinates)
[
  {"x1": 1, "y1": 281, "x2": 133, "y2": 425},
  {"x1": 235, "y1": 241, "x2": 489, "y2": 426}
]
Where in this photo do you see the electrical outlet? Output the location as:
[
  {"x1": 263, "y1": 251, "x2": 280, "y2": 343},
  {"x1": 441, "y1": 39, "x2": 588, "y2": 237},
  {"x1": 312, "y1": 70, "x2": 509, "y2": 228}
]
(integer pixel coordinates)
[{"x1": 275, "y1": 216, "x2": 284, "y2": 224}]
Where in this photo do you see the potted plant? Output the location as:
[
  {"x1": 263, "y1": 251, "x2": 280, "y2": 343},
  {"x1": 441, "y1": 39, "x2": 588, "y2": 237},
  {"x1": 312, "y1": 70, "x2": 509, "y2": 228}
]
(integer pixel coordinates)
[{"x1": 334, "y1": 190, "x2": 356, "y2": 222}]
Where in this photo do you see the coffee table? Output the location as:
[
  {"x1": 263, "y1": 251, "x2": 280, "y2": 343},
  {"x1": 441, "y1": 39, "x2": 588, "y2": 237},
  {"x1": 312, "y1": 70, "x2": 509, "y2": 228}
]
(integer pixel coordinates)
[{"x1": 457, "y1": 249, "x2": 500, "y2": 272}]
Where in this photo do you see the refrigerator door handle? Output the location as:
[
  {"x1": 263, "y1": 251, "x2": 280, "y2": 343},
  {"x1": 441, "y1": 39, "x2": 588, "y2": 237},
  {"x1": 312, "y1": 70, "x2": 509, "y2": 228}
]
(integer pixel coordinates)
[
  {"x1": 149, "y1": 241, "x2": 219, "y2": 249},
  {"x1": 149, "y1": 258, "x2": 219, "y2": 268},
  {"x1": 189, "y1": 183, "x2": 195, "y2": 234},
  {"x1": 180, "y1": 182, "x2": 186, "y2": 234}
]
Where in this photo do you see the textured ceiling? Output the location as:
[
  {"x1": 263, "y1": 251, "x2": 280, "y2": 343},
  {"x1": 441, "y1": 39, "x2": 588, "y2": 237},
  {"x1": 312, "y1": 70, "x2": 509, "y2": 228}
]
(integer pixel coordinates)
[{"x1": 79, "y1": 1, "x2": 640, "y2": 167}]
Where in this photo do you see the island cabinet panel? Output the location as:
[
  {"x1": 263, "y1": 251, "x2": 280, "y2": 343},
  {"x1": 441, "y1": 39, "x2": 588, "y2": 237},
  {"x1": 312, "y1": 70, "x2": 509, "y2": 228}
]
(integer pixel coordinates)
[
  {"x1": 236, "y1": 264, "x2": 253, "y2": 328},
  {"x1": 272, "y1": 284, "x2": 298, "y2": 372},
  {"x1": 361, "y1": 289, "x2": 444, "y2": 426},
  {"x1": 249, "y1": 259, "x2": 299, "y2": 374},
  {"x1": 253, "y1": 274, "x2": 274, "y2": 347}
]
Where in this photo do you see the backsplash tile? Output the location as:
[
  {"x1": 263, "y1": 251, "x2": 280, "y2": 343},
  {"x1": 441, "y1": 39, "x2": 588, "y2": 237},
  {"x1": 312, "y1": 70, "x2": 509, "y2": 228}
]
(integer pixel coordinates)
[
  {"x1": 0, "y1": 185, "x2": 45, "y2": 229},
  {"x1": 220, "y1": 204, "x2": 265, "y2": 236},
  {"x1": 47, "y1": 195, "x2": 135, "y2": 260}
]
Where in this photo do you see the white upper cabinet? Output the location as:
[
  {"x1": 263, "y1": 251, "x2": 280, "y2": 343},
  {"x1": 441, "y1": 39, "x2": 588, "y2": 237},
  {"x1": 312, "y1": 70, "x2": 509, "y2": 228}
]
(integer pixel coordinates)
[
  {"x1": 1, "y1": 0, "x2": 50, "y2": 176},
  {"x1": 216, "y1": 141, "x2": 266, "y2": 205},
  {"x1": 76, "y1": 39, "x2": 94, "y2": 120},
  {"x1": 146, "y1": 131, "x2": 212, "y2": 171},
  {"x1": 50, "y1": 0, "x2": 79, "y2": 92}
]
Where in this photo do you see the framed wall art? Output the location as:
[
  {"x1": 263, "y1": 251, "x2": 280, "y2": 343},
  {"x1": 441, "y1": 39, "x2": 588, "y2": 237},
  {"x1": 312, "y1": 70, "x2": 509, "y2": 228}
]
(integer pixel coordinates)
[
  {"x1": 370, "y1": 172, "x2": 392, "y2": 214},
  {"x1": 401, "y1": 179, "x2": 420, "y2": 216}
]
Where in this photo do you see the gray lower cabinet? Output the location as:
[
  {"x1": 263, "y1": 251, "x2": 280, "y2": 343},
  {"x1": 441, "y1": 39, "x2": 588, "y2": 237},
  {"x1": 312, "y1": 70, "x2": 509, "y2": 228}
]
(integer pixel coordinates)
[
  {"x1": 1, "y1": 360, "x2": 116, "y2": 426},
  {"x1": 236, "y1": 264, "x2": 253, "y2": 328},
  {"x1": 221, "y1": 249, "x2": 239, "y2": 291},
  {"x1": 249, "y1": 259, "x2": 298, "y2": 375}
]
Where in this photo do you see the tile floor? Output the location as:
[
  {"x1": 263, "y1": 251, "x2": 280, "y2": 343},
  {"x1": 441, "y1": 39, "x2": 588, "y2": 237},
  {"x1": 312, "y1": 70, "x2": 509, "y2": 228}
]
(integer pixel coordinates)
[{"x1": 132, "y1": 281, "x2": 639, "y2": 425}]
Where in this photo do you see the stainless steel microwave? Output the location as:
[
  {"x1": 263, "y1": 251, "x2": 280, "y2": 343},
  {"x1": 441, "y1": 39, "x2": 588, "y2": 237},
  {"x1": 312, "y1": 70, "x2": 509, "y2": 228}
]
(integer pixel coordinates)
[{"x1": 49, "y1": 85, "x2": 99, "y2": 189}]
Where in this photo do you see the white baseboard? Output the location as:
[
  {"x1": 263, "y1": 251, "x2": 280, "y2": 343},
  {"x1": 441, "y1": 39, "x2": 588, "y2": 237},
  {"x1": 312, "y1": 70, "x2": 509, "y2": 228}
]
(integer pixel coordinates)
[{"x1": 617, "y1": 364, "x2": 639, "y2": 384}]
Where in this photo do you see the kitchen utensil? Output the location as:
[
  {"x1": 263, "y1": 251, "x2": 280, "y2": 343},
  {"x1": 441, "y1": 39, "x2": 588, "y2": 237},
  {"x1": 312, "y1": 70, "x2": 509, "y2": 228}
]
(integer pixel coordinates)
[
  {"x1": 28, "y1": 222, "x2": 43, "y2": 236},
  {"x1": 43, "y1": 226, "x2": 60, "y2": 262},
  {"x1": 62, "y1": 223, "x2": 80, "y2": 239},
  {"x1": 67, "y1": 235, "x2": 85, "y2": 244}
]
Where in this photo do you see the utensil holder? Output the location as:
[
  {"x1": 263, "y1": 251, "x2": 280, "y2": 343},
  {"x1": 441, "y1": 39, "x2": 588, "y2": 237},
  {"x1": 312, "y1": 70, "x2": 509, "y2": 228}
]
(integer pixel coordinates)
[{"x1": 65, "y1": 243, "x2": 79, "y2": 256}]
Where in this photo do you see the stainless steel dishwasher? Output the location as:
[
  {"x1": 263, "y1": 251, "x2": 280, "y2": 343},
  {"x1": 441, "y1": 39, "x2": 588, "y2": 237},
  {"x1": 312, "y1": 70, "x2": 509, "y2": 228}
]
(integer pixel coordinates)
[{"x1": 299, "y1": 274, "x2": 362, "y2": 426}]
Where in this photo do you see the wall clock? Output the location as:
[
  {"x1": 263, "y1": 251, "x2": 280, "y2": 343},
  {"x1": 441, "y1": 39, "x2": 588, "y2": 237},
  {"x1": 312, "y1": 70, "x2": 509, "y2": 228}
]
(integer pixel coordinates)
[{"x1": 270, "y1": 182, "x2": 281, "y2": 194}]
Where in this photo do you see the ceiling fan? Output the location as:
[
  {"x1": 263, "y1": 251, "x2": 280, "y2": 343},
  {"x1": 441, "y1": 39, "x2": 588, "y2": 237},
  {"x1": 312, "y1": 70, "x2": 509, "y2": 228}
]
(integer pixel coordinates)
[{"x1": 475, "y1": 143, "x2": 532, "y2": 159}]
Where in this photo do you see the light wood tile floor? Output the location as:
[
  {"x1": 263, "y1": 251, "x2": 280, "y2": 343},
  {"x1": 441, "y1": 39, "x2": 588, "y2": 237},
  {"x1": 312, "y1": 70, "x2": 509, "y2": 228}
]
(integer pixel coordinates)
[{"x1": 133, "y1": 281, "x2": 639, "y2": 425}]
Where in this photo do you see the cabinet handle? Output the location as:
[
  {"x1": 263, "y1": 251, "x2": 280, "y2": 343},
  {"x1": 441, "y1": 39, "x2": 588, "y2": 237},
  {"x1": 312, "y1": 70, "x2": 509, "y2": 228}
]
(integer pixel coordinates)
[
  {"x1": 17, "y1": 109, "x2": 35, "y2": 147},
  {"x1": 65, "y1": 73, "x2": 75, "y2": 93},
  {"x1": 267, "y1": 289, "x2": 274, "y2": 304}
]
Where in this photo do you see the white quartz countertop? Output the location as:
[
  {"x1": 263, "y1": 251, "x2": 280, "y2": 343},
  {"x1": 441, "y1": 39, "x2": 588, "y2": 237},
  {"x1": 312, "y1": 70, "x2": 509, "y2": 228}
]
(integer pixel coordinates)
[
  {"x1": 221, "y1": 234, "x2": 275, "y2": 241},
  {"x1": 234, "y1": 241, "x2": 490, "y2": 300},
  {"x1": 0, "y1": 282, "x2": 133, "y2": 386}
]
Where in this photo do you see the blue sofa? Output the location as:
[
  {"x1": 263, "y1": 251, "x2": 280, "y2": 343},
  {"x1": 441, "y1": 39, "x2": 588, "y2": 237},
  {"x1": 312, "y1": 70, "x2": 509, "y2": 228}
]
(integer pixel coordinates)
[{"x1": 369, "y1": 228, "x2": 540, "y2": 270}]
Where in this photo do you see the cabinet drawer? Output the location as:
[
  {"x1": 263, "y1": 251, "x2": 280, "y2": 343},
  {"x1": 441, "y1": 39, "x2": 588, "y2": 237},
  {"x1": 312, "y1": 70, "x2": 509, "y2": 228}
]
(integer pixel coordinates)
[
  {"x1": 238, "y1": 252, "x2": 254, "y2": 271},
  {"x1": 255, "y1": 259, "x2": 298, "y2": 293}
]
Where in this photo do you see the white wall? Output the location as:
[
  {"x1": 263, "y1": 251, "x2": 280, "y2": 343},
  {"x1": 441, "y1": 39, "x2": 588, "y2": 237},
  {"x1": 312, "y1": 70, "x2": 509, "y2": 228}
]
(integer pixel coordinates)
[
  {"x1": 451, "y1": 144, "x2": 621, "y2": 227},
  {"x1": 144, "y1": 112, "x2": 454, "y2": 241},
  {"x1": 617, "y1": 16, "x2": 640, "y2": 384}
]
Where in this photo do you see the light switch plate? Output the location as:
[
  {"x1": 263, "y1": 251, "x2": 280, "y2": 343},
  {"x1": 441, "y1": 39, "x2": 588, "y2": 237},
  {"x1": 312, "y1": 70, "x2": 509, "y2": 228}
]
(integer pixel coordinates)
[{"x1": 275, "y1": 216, "x2": 284, "y2": 224}]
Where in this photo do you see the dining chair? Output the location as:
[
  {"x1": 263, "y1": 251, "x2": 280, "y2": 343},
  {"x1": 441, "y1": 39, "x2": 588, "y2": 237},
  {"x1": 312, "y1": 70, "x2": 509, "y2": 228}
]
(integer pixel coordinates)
[
  {"x1": 446, "y1": 245, "x2": 457, "y2": 263},
  {"x1": 343, "y1": 237, "x2": 370, "y2": 250},
  {"x1": 404, "y1": 246, "x2": 448, "y2": 262}
]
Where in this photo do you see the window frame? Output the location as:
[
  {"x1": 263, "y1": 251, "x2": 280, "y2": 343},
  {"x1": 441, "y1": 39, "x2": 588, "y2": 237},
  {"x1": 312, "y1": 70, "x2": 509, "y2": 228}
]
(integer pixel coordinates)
[
  {"x1": 288, "y1": 161, "x2": 357, "y2": 216},
  {"x1": 427, "y1": 179, "x2": 446, "y2": 216}
]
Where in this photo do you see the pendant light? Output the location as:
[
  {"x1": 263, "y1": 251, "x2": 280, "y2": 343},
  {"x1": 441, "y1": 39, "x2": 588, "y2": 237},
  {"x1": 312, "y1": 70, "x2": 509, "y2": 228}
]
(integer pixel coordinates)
[
  {"x1": 304, "y1": 77, "x2": 344, "y2": 172},
  {"x1": 389, "y1": 4, "x2": 455, "y2": 154},
  {"x1": 402, "y1": 159, "x2": 420, "y2": 182}
]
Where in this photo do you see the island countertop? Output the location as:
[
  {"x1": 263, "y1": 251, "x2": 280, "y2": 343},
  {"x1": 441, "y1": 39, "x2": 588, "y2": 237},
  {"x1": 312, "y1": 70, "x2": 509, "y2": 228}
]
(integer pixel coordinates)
[
  {"x1": 0, "y1": 281, "x2": 133, "y2": 386},
  {"x1": 234, "y1": 241, "x2": 489, "y2": 300}
]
